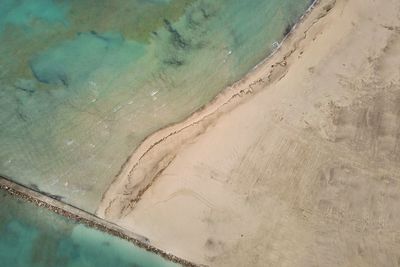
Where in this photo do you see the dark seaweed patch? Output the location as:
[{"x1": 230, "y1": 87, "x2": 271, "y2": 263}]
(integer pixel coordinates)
[
  {"x1": 284, "y1": 22, "x2": 294, "y2": 36},
  {"x1": 91, "y1": 31, "x2": 117, "y2": 43},
  {"x1": 163, "y1": 19, "x2": 189, "y2": 49},
  {"x1": 200, "y1": 8, "x2": 210, "y2": 19},
  {"x1": 186, "y1": 5, "x2": 212, "y2": 28},
  {"x1": 163, "y1": 57, "x2": 184, "y2": 67},
  {"x1": 14, "y1": 85, "x2": 35, "y2": 94}
]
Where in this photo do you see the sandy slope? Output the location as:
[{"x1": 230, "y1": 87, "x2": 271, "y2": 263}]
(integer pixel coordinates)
[{"x1": 98, "y1": 0, "x2": 400, "y2": 265}]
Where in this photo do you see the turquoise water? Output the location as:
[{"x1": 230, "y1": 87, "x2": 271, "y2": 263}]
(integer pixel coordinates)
[
  {"x1": 0, "y1": 189, "x2": 179, "y2": 267},
  {"x1": 0, "y1": 0, "x2": 312, "y2": 212}
]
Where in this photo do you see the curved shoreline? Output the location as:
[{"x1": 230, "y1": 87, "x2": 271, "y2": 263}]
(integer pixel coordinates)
[
  {"x1": 75, "y1": 0, "x2": 400, "y2": 265},
  {"x1": 97, "y1": 0, "x2": 331, "y2": 218},
  {"x1": 0, "y1": 1, "x2": 338, "y2": 266}
]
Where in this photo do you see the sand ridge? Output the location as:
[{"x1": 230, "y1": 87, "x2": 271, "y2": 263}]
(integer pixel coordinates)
[
  {"x1": 98, "y1": 0, "x2": 400, "y2": 265},
  {"x1": 96, "y1": 0, "x2": 325, "y2": 219}
]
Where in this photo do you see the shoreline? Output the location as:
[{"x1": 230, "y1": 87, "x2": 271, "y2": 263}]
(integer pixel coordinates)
[
  {"x1": 0, "y1": 176, "x2": 200, "y2": 267},
  {"x1": 97, "y1": 0, "x2": 327, "y2": 218},
  {"x1": 103, "y1": 0, "x2": 400, "y2": 264},
  {"x1": 2, "y1": 0, "x2": 399, "y2": 266},
  {"x1": 0, "y1": 2, "x2": 325, "y2": 266}
]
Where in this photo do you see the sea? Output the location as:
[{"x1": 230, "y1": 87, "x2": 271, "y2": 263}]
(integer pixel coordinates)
[
  {"x1": 0, "y1": 189, "x2": 179, "y2": 267},
  {"x1": 0, "y1": 0, "x2": 313, "y2": 265}
]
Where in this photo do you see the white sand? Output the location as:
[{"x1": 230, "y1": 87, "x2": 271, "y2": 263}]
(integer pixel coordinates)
[{"x1": 98, "y1": 0, "x2": 400, "y2": 265}]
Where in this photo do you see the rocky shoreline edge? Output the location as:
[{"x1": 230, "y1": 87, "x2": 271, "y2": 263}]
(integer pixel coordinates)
[{"x1": 0, "y1": 176, "x2": 202, "y2": 267}]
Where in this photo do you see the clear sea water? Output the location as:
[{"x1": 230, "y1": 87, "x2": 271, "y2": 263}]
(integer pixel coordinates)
[
  {"x1": 0, "y1": 0, "x2": 312, "y2": 212},
  {"x1": 0, "y1": 0, "x2": 313, "y2": 265},
  {"x1": 0, "y1": 189, "x2": 179, "y2": 267}
]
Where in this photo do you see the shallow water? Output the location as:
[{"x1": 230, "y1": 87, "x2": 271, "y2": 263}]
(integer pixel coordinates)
[
  {"x1": 0, "y1": 0, "x2": 312, "y2": 212},
  {"x1": 0, "y1": 189, "x2": 179, "y2": 267}
]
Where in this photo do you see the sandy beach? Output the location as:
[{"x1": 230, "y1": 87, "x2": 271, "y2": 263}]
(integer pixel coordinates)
[{"x1": 97, "y1": 0, "x2": 400, "y2": 265}]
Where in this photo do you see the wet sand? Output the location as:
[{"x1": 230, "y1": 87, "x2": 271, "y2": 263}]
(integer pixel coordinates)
[{"x1": 98, "y1": 0, "x2": 400, "y2": 265}]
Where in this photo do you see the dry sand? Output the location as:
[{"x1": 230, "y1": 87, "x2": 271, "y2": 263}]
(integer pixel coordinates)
[{"x1": 97, "y1": 0, "x2": 400, "y2": 265}]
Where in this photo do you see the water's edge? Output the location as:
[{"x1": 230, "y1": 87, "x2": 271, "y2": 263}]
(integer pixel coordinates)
[
  {"x1": 0, "y1": 0, "x2": 316, "y2": 212},
  {"x1": 0, "y1": 1, "x2": 323, "y2": 265},
  {"x1": 0, "y1": 175, "x2": 200, "y2": 267},
  {"x1": 98, "y1": 0, "x2": 321, "y2": 214}
]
